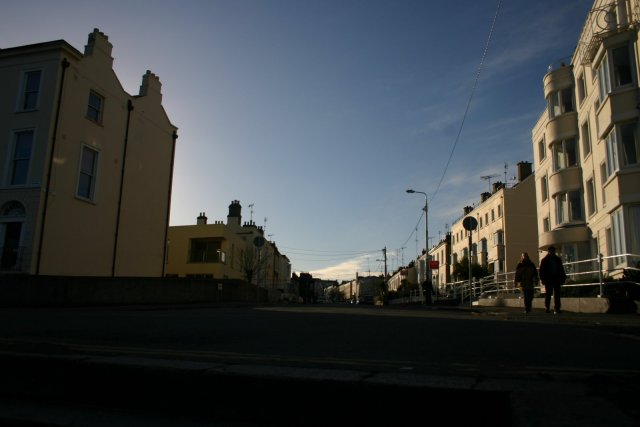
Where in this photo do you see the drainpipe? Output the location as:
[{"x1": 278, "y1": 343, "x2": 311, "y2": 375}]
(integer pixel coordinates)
[
  {"x1": 161, "y1": 130, "x2": 178, "y2": 277},
  {"x1": 36, "y1": 57, "x2": 69, "y2": 275},
  {"x1": 111, "y1": 99, "x2": 134, "y2": 276}
]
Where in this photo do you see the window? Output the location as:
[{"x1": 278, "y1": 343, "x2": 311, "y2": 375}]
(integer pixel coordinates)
[
  {"x1": 497, "y1": 204, "x2": 502, "y2": 217},
  {"x1": 581, "y1": 120, "x2": 591, "y2": 158},
  {"x1": 19, "y1": 70, "x2": 42, "y2": 110},
  {"x1": 77, "y1": 146, "x2": 99, "y2": 200},
  {"x1": 600, "y1": 162, "x2": 608, "y2": 204},
  {"x1": 628, "y1": 205, "x2": 640, "y2": 255},
  {"x1": 553, "y1": 138, "x2": 578, "y2": 171},
  {"x1": 491, "y1": 209, "x2": 495, "y2": 222},
  {"x1": 605, "y1": 122, "x2": 639, "y2": 176},
  {"x1": 597, "y1": 43, "x2": 635, "y2": 102},
  {"x1": 479, "y1": 217, "x2": 483, "y2": 228},
  {"x1": 493, "y1": 230, "x2": 503, "y2": 246},
  {"x1": 540, "y1": 175, "x2": 548, "y2": 202},
  {"x1": 597, "y1": 57, "x2": 611, "y2": 101},
  {"x1": 87, "y1": 91, "x2": 104, "y2": 123},
  {"x1": 619, "y1": 122, "x2": 638, "y2": 166},
  {"x1": 9, "y1": 130, "x2": 34, "y2": 186},
  {"x1": 577, "y1": 74, "x2": 586, "y2": 105},
  {"x1": 538, "y1": 139, "x2": 546, "y2": 162},
  {"x1": 612, "y1": 45, "x2": 633, "y2": 87},
  {"x1": 485, "y1": 213, "x2": 488, "y2": 225},
  {"x1": 586, "y1": 178, "x2": 596, "y2": 217},
  {"x1": 610, "y1": 208, "x2": 626, "y2": 257},
  {"x1": 547, "y1": 87, "x2": 574, "y2": 119},
  {"x1": 543, "y1": 217, "x2": 550, "y2": 232},
  {"x1": 555, "y1": 190, "x2": 584, "y2": 225},
  {"x1": 189, "y1": 239, "x2": 225, "y2": 263}
]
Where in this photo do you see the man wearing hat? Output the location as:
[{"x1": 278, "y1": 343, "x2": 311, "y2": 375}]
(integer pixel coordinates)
[{"x1": 538, "y1": 246, "x2": 567, "y2": 314}]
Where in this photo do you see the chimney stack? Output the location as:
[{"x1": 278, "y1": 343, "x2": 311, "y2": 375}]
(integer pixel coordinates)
[
  {"x1": 197, "y1": 212, "x2": 207, "y2": 225},
  {"x1": 227, "y1": 200, "x2": 242, "y2": 227},
  {"x1": 517, "y1": 161, "x2": 532, "y2": 181},
  {"x1": 84, "y1": 28, "x2": 114, "y2": 67}
]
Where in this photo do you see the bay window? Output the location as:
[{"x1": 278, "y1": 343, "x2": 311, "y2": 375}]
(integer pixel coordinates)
[
  {"x1": 597, "y1": 43, "x2": 635, "y2": 102},
  {"x1": 555, "y1": 190, "x2": 584, "y2": 225},
  {"x1": 553, "y1": 138, "x2": 578, "y2": 171},
  {"x1": 605, "y1": 122, "x2": 639, "y2": 176},
  {"x1": 547, "y1": 87, "x2": 574, "y2": 119}
]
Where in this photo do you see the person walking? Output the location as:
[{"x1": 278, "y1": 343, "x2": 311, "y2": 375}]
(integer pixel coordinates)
[
  {"x1": 539, "y1": 246, "x2": 566, "y2": 314},
  {"x1": 514, "y1": 252, "x2": 538, "y2": 314}
]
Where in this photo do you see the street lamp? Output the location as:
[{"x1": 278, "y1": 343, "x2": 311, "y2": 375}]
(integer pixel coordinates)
[{"x1": 406, "y1": 189, "x2": 430, "y2": 304}]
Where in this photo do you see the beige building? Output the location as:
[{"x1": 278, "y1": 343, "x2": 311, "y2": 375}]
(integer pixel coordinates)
[
  {"x1": 0, "y1": 29, "x2": 177, "y2": 276},
  {"x1": 449, "y1": 162, "x2": 538, "y2": 278},
  {"x1": 428, "y1": 232, "x2": 451, "y2": 289},
  {"x1": 166, "y1": 201, "x2": 291, "y2": 289},
  {"x1": 337, "y1": 274, "x2": 383, "y2": 303},
  {"x1": 532, "y1": 0, "x2": 640, "y2": 269}
]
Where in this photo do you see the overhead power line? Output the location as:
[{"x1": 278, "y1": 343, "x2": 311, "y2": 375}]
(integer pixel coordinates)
[{"x1": 430, "y1": 0, "x2": 502, "y2": 204}]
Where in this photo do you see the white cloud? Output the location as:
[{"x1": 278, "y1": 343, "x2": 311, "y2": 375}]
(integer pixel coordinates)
[{"x1": 305, "y1": 254, "x2": 383, "y2": 282}]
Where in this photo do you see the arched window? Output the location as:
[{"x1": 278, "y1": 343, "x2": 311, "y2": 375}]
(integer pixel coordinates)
[{"x1": 1, "y1": 201, "x2": 25, "y2": 218}]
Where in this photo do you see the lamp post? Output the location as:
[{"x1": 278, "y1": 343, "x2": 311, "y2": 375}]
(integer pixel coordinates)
[{"x1": 406, "y1": 189, "x2": 430, "y2": 304}]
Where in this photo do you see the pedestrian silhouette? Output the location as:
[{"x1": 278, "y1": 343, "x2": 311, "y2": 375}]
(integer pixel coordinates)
[
  {"x1": 539, "y1": 246, "x2": 566, "y2": 314},
  {"x1": 422, "y1": 280, "x2": 433, "y2": 305},
  {"x1": 514, "y1": 252, "x2": 538, "y2": 314}
]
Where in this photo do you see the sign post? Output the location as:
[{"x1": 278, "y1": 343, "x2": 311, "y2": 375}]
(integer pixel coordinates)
[{"x1": 462, "y1": 216, "x2": 478, "y2": 305}]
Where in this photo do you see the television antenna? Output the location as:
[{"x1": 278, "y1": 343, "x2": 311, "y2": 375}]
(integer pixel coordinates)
[
  {"x1": 248, "y1": 203, "x2": 254, "y2": 222},
  {"x1": 480, "y1": 174, "x2": 500, "y2": 191}
]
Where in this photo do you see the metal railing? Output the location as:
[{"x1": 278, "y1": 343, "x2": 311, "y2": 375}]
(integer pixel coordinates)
[{"x1": 442, "y1": 253, "x2": 640, "y2": 303}]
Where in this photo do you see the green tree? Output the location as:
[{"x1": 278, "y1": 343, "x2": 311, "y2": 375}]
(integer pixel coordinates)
[{"x1": 452, "y1": 256, "x2": 489, "y2": 281}]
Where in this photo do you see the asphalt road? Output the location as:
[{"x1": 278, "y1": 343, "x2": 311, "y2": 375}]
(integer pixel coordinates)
[{"x1": 0, "y1": 303, "x2": 638, "y2": 426}]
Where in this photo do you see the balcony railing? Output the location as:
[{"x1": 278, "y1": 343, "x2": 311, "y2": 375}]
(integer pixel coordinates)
[{"x1": 577, "y1": 0, "x2": 640, "y2": 64}]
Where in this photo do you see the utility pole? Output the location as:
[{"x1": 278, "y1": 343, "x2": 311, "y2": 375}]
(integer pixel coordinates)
[{"x1": 383, "y1": 247, "x2": 388, "y2": 305}]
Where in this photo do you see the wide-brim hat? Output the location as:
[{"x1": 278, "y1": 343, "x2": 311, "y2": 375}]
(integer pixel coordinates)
[{"x1": 548, "y1": 246, "x2": 556, "y2": 251}]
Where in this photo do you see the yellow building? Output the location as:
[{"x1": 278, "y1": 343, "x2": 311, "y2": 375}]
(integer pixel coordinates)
[
  {"x1": 166, "y1": 201, "x2": 291, "y2": 289},
  {"x1": 428, "y1": 232, "x2": 451, "y2": 290},
  {"x1": 0, "y1": 29, "x2": 177, "y2": 276},
  {"x1": 450, "y1": 162, "x2": 538, "y2": 278},
  {"x1": 532, "y1": 0, "x2": 640, "y2": 269}
]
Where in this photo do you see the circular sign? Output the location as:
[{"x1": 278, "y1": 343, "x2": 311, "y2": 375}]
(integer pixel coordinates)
[
  {"x1": 462, "y1": 216, "x2": 478, "y2": 231},
  {"x1": 253, "y1": 236, "x2": 266, "y2": 247}
]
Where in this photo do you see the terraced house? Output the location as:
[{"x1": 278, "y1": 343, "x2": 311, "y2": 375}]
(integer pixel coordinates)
[
  {"x1": 0, "y1": 29, "x2": 177, "y2": 276},
  {"x1": 532, "y1": 0, "x2": 640, "y2": 271}
]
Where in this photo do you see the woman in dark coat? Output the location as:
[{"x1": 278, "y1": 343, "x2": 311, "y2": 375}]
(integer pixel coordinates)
[{"x1": 515, "y1": 252, "x2": 539, "y2": 314}]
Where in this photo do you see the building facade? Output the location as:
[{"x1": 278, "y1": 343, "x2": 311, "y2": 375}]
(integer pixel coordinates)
[
  {"x1": 428, "y1": 232, "x2": 451, "y2": 290},
  {"x1": 0, "y1": 29, "x2": 177, "y2": 276},
  {"x1": 532, "y1": 0, "x2": 640, "y2": 271},
  {"x1": 449, "y1": 162, "x2": 539, "y2": 278},
  {"x1": 166, "y1": 201, "x2": 291, "y2": 290}
]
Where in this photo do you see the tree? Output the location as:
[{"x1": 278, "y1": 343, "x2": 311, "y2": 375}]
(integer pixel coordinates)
[
  {"x1": 327, "y1": 286, "x2": 344, "y2": 303},
  {"x1": 240, "y1": 246, "x2": 270, "y2": 300},
  {"x1": 298, "y1": 273, "x2": 314, "y2": 303},
  {"x1": 452, "y1": 256, "x2": 489, "y2": 281}
]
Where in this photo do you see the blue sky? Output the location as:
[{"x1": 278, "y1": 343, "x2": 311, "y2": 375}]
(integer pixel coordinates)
[{"x1": 2, "y1": 0, "x2": 593, "y2": 281}]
